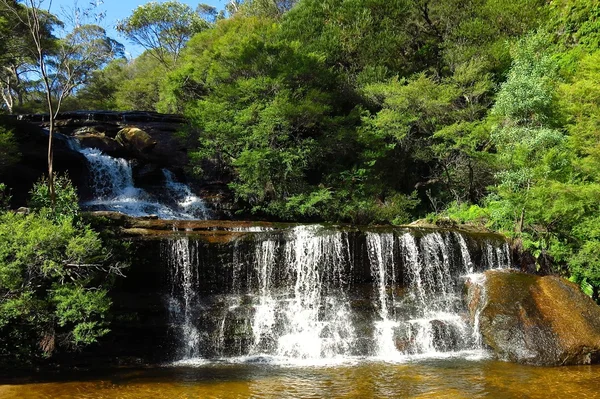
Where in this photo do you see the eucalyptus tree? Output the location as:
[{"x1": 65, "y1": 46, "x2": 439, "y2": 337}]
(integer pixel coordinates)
[
  {"x1": 0, "y1": 0, "x2": 123, "y2": 205},
  {"x1": 0, "y1": 0, "x2": 59, "y2": 113},
  {"x1": 50, "y1": 24, "x2": 124, "y2": 114},
  {"x1": 116, "y1": 1, "x2": 210, "y2": 69}
]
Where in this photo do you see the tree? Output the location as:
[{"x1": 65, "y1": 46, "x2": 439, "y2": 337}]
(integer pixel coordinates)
[
  {"x1": 62, "y1": 58, "x2": 127, "y2": 111},
  {"x1": 116, "y1": 1, "x2": 209, "y2": 69},
  {"x1": 197, "y1": 3, "x2": 220, "y2": 23},
  {"x1": 0, "y1": 0, "x2": 122, "y2": 206},
  {"x1": 0, "y1": 0, "x2": 59, "y2": 113},
  {"x1": 115, "y1": 53, "x2": 164, "y2": 111},
  {"x1": 49, "y1": 24, "x2": 124, "y2": 112},
  {"x1": 0, "y1": 0, "x2": 61, "y2": 204},
  {"x1": 166, "y1": 16, "x2": 360, "y2": 219},
  {"x1": 239, "y1": 0, "x2": 298, "y2": 18}
]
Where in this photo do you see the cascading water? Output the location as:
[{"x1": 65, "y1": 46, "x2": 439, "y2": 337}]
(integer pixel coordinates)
[
  {"x1": 161, "y1": 226, "x2": 512, "y2": 365},
  {"x1": 163, "y1": 170, "x2": 210, "y2": 219},
  {"x1": 366, "y1": 232, "x2": 400, "y2": 358},
  {"x1": 275, "y1": 226, "x2": 355, "y2": 359},
  {"x1": 165, "y1": 237, "x2": 201, "y2": 359},
  {"x1": 74, "y1": 143, "x2": 209, "y2": 219}
]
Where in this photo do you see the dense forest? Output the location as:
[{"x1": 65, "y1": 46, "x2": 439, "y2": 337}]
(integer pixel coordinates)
[{"x1": 1, "y1": 0, "x2": 600, "y2": 362}]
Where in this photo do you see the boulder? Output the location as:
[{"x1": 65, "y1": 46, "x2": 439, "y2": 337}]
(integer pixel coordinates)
[
  {"x1": 75, "y1": 131, "x2": 125, "y2": 156},
  {"x1": 466, "y1": 270, "x2": 600, "y2": 365},
  {"x1": 115, "y1": 127, "x2": 157, "y2": 154}
]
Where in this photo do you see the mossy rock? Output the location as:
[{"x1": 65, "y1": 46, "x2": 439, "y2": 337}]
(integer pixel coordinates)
[{"x1": 466, "y1": 270, "x2": 600, "y2": 365}]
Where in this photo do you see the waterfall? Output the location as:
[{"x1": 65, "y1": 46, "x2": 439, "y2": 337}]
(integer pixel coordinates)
[
  {"x1": 249, "y1": 239, "x2": 278, "y2": 355},
  {"x1": 367, "y1": 232, "x2": 400, "y2": 357},
  {"x1": 75, "y1": 144, "x2": 209, "y2": 219},
  {"x1": 163, "y1": 170, "x2": 210, "y2": 219},
  {"x1": 81, "y1": 148, "x2": 138, "y2": 199},
  {"x1": 483, "y1": 241, "x2": 512, "y2": 269},
  {"x1": 164, "y1": 237, "x2": 200, "y2": 359},
  {"x1": 275, "y1": 226, "x2": 355, "y2": 359},
  {"x1": 162, "y1": 226, "x2": 512, "y2": 364}
]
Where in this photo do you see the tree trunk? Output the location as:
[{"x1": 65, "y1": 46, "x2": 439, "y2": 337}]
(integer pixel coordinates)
[
  {"x1": 47, "y1": 114, "x2": 55, "y2": 206},
  {"x1": 39, "y1": 45, "x2": 56, "y2": 207}
]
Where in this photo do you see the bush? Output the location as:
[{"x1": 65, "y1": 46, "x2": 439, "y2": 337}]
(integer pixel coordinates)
[
  {"x1": 0, "y1": 176, "x2": 122, "y2": 364},
  {"x1": 29, "y1": 174, "x2": 79, "y2": 222}
]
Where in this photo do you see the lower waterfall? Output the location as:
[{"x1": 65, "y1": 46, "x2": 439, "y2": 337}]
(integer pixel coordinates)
[{"x1": 162, "y1": 225, "x2": 511, "y2": 364}]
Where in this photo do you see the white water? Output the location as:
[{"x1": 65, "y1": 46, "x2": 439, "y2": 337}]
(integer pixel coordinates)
[
  {"x1": 163, "y1": 169, "x2": 210, "y2": 219},
  {"x1": 165, "y1": 237, "x2": 201, "y2": 359},
  {"x1": 275, "y1": 226, "x2": 355, "y2": 359},
  {"x1": 367, "y1": 232, "x2": 401, "y2": 358},
  {"x1": 164, "y1": 226, "x2": 512, "y2": 365},
  {"x1": 465, "y1": 272, "x2": 487, "y2": 347},
  {"x1": 76, "y1": 146, "x2": 209, "y2": 219}
]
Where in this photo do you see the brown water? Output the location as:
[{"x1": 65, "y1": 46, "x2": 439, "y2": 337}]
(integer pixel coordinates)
[{"x1": 1, "y1": 359, "x2": 600, "y2": 399}]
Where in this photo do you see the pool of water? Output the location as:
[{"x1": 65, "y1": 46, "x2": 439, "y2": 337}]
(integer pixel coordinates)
[{"x1": 2, "y1": 359, "x2": 600, "y2": 399}]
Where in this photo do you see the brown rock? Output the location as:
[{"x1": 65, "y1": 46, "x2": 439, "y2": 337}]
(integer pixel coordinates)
[
  {"x1": 75, "y1": 131, "x2": 124, "y2": 155},
  {"x1": 115, "y1": 127, "x2": 157, "y2": 154},
  {"x1": 466, "y1": 270, "x2": 600, "y2": 365}
]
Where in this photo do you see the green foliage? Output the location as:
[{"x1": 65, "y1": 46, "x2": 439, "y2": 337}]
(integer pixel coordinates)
[
  {"x1": 360, "y1": 62, "x2": 496, "y2": 208},
  {"x1": 281, "y1": 0, "x2": 546, "y2": 85},
  {"x1": 474, "y1": 17, "x2": 600, "y2": 298},
  {"x1": 549, "y1": 0, "x2": 600, "y2": 51},
  {"x1": 116, "y1": 1, "x2": 209, "y2": 68},
  {"x1": 0, "y1": 176, "x2": 120, "y2": 362},
  {"x1": 0, "y1": 124, "x2": 19, "y2": 172},
  {"x1": 167, "y1": 16, "x2": 365, "y2": 220},
  {"x1": 281, "y1": 0, "x2": 417, "y2": 78},
  {"x1": 492, "y1": 33, "x2": 559, "y2": 125},
  {"x1": 558, "y1": 51, "x2": 600, "y2": 178},
  {"x1": 116, "y1": 53, "x2": 165, "y2": 111},
  {"x1": 62, "y1": 58, "x2": 128, "y2": 111},
  {"x1": 51, "y1": 285, "x2": 110, "y2": 345},
  {"x1": 444, "y1": 202, "x2": 490, "y2": 225},
  {"x1": 0, "y1": 183, "x2": 10, "y2": 210},
  {"x1": 29, "y1": 174, "x2": 79, "y2": 222},
  {"x1": 239, "y1": 0, "x2": 297, "y2": 19}
]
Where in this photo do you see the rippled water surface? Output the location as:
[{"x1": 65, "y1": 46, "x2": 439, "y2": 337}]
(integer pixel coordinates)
[{"x1": 2, "y1": 359, "x2": 600, "y2": 399}]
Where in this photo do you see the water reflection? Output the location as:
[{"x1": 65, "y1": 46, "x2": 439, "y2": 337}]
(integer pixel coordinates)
[{"x1": 2, "y1": 360, "x2": 600, "y2": 399}]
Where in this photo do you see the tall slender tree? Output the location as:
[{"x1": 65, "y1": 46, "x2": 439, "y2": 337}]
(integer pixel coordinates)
[
  {"x1": 0, "y1": 0, "x2": 122, "y2": 205},
  {"x1": 0, "y1": 0, "x2": 60, "y2": 203}
]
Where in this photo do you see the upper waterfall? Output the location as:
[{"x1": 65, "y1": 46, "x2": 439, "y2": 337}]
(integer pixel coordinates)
[{"x1": 74, "y1": 144, "x2": 210, "y2": 219}]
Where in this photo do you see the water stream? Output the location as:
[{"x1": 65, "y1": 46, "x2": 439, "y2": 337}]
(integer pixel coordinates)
[{"x1": 74, "y1": 144, "x2": 209, "y2": 219}]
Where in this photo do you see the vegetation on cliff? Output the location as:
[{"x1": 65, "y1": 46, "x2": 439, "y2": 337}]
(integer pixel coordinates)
[{"x1": 1, "y1": 1, "x2": 600, "y2": 298}]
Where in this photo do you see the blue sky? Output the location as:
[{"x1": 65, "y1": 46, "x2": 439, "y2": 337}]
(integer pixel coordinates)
[{"x1": 48, "y1": 0, "x2": 226, "y2": 57}]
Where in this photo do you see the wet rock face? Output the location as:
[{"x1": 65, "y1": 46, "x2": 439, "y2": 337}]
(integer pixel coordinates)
[
  {"x1": 8, "y1": 111, "x2": 236, "y2": 215},
  {"x1": 17, "y1": 111, "x2": 189, "y2": 168},
  {"x1": 0, "y1": 119, "x2": 90, "y2": 206},
  {"x1": 466, "y1": 270, "x2": 600, "y2": 365}
]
